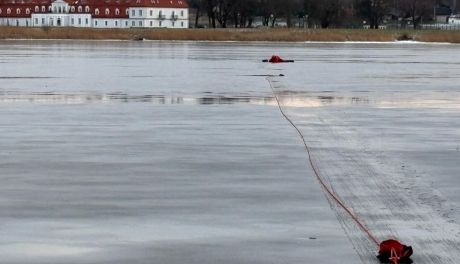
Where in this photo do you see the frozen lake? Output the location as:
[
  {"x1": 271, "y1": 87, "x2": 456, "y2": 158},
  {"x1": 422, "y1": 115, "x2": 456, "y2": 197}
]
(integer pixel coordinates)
[{"x1": 0, "y1": 40, "x2": 459, "y2": 263}]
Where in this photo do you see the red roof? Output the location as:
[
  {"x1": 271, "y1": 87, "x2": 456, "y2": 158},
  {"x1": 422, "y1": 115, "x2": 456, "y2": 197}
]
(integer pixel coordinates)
[
  {"x1": 0, "y1": 0, "x2": 188, "y2": 17},
  {"x1": 0, "y1": 4, "x2": 36, "y2": 17},
  {"x1": 0, "y1": 0, "x2": 188, "y2": 7}
]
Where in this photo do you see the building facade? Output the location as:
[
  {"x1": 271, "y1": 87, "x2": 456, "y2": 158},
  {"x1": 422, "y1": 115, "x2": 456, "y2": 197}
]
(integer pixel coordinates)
[
  {"x1": 0, "y1": 0, "x2": 188, "y2": 28},
  {"x1": 449, "y1": 14, "x2": 460, "y2": 24}
]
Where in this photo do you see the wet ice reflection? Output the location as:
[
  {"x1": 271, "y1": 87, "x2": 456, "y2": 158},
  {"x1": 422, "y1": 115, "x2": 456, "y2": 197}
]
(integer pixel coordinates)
[{"x1": 2, "y1": 90, "x2": 459, "y2": 109}]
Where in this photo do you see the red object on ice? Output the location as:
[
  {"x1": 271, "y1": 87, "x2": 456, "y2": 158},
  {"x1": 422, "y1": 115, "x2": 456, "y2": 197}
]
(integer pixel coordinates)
[
  {"x1": 377, "y1": 239, "x2": 413, "y2": 264},
  {"x1": 269, "y1": 55, "x2": 285, "y2": 63},
  {"x1": 263, "y1": 55, "x2": 294, "y2": 63}
]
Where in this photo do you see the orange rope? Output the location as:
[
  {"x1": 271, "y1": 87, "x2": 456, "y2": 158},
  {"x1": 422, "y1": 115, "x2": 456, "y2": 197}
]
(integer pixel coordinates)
[
  {"x1": 390, "y1": 248, "x2": 400, "y2": 264},
  {"x1": 267, "y1": 77, "x2": 380, "y2": 247}
]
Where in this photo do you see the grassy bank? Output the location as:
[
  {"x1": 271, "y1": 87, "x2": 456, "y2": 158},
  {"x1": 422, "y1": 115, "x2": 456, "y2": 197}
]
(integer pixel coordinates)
[{"x1": 1, "y1": 27, "x2": 460, "y2": 43}]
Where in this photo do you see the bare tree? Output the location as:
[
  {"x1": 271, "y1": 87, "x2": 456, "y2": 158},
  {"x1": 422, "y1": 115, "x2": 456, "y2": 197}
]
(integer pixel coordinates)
[
  {"x1": 399, "y1": 0, "x2": 435, "y2": 28},
  {"x1": 205, "y1": 0, "x2": 217, "y2": 28},
  {"x1": 230, "y1": 0, "x2": 258, "y2": 27},
  {"x1": 215, "y1": 0, "x2": 233, "y2": 28},
  {"x1": 259, "y1": 0, "x2": 283, "y2": 27},
  {"x1": 189, "y1": 0, "x2": 205, "y2": 28},
  {"x1": 304, "y1": 0, "x2": 344, "y2": 28},
  {"x1": 357, "y1": 0, "x2": 391, "y2": 28},
  {"x1": 278, "y1": 0, "x2": 303, "y2": 27}
]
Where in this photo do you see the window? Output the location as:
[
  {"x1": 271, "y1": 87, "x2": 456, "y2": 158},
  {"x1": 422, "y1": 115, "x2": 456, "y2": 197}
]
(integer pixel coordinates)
[
  {"x1": 150, "y1": 10, "x2": 152, "y2": 16},
  {"x1": 85, "y1": 6, "x2": 90, "y2": 13},
  {"x1": 115, "y1": 8, "x2": 120, "y2": 15},
  {"x1": 95, "y1": 20, "x2": 98, "y2": 26},
  {"x1": 150, "y1": 20, "x2": 152, "y2": 26},
  {"x1": 16, "y1": 20, "x2": 19, "y2": 26},
  {"x1": 0, "y1": 8, "x2": 2, "y2": 14},
  {"x1": 70, "y1": 6, "x2": 75, "y2": 12},
  {"x1": 16, "y1": 8, "x2": 20, "y2": 14},
  {"x1": 115, "y1": 21, "x2": 118, "y2": 26},
  {"x1": 41, "y1": 6, "x2": 45, "y2": 12},
  {"x1": 125, "y1": 9, "x2": 128, "y2": 15},
  {"x1": 159, "y1": 21, "x2": 162, "y2": 27},
  {"x1": 78, "y1": 6, "x2": 82, "y2": 12},
  {"x1": 181, "y1": 21, "x2": 184, "y2": 27},
  {"x1": 138, "y1": 21, "x2": 142, "y2": 26},
  {"x1": 125, "y1": 21, "x2": 128, "y2": 26},
  {"x1": 85, "y1": 18, "x2": 88, "y2": 24},
  {"x1": 172, "y1": 21, "x2": 175, "y2": 27},
  {"x1": 95, "y1": 9, "x2": 99, "y2": 15},
  {"x1": 138, "y1": 9, "x2": 142, "y2": 16},
  {"x1": 105, "y1": 20, "x2": 108, "y2": 26},
  {"x1": 26, "y1": 8, "x2": 30, "y2": 14},
  {"x1": 35, "y1": 18, "x2": 38, "y2": 24},
  {"x1": 42, "y1": 18, "x2": 45, "y2": 24},
  {"x1": 78, "y1": 18, "x2": 81, "y2": 24},
  {"x1": 131, "y1": 21, "x2": 134, "y2": 26},
  {"x1": 181, "y1": 10, "x2": 184, "y2": 16},
  {"x1": 7, "y1": 8, "x2": 11, "y2": 14},
  {"x1": 131, "y1": 9, "x2": 135, "y2": 16},
  {"x1": 71, "y1": 18, "x2": 74, "y2": 24},
  {"x1": 35, "y1": 6, "x2": 39, "y2": 12},
  {"x1": 105, "y1": 8, "x2": 109, "y2": 15}
]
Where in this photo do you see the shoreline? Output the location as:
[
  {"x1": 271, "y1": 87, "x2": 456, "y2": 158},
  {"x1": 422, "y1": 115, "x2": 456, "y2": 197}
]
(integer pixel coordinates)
[
  {"x1": 1, "y1": 38, "x2": 456, "y2": 45},
  {"x1": 1, "y1": 27, "x2": 460, "y2": 43}
]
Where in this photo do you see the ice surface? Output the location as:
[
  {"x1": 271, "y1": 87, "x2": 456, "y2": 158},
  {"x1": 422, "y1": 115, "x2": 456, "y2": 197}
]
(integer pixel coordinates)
[{"x1": 0, "y1": 40, "x2": 458, "y2": 263}]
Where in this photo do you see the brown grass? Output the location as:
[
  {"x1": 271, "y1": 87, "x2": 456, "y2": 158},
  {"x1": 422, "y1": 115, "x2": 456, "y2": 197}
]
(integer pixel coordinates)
[
  {"x1": 1, "y1": 26, "x2": 460, "y2": 43},
  {"x1": 413, "y1": 30, "x2": 460, "y2": 43}
]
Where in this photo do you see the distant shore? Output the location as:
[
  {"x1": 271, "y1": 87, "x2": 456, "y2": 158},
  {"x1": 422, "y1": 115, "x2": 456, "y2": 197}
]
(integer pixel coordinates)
[{"x1": 1, "y1": 27, "x2": 460, "y2": 43}]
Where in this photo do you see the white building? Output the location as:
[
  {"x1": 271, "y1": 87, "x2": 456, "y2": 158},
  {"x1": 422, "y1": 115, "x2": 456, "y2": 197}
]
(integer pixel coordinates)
[
  {"x1": 449, "y1": 14, "x2": 460, "y2": 24},
  {"x1": 0, "y1": 0, "x2": 189, "y2": 28}
]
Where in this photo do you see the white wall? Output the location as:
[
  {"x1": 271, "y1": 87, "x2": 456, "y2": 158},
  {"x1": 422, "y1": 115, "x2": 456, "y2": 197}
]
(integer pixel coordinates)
[
  {"x1": 128, "y1": 7, "x2": 188, "y2": 28},
  {"x1": 32, "y1": 13, "x2": 69, "y2": 26},
  {"x1": 31, "y1": 13, "x2": 91, "y2": 27},
  {"x1": 0, "y1": 18, "x2": 30, "y2": 26},
  {"x1": 449, "y1": 17, "x2": 460, "y2": 24},
  {"x1": 68, "y1": 14, "x2": 92, "y2": 27},
  {"x1": 93, "y1": 18, "x2": 131, "y2": 28},
  {"x1": 1, "y1": 7, "x2": 189, "y2": 28}
]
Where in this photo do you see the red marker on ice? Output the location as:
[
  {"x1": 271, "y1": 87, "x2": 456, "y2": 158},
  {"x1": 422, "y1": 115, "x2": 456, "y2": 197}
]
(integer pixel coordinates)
[{"x1": 262, "y1": 55, "x2": 294, "y2": 63}]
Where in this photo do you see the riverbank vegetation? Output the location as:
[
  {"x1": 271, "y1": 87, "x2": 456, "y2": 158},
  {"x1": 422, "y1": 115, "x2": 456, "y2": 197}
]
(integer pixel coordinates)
[{"x1": 1, "y1": 27, "x2": 460, "y2": 43}]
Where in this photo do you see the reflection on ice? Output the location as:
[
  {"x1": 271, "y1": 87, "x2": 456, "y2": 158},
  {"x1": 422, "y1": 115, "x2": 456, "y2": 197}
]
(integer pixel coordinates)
[
  {"x1": 274, "y1": 90, "x2": 460, "y2": 109},
  {"x1": 0, "y1": 91, "x2": 274, "y2": 105},
  {"x1": 0, "y1": 76, "x2": 57, "y2": 79},
  {"x1": 1, "y1": 90, "x2": 459, "y2": 109},
  {"x1": 0, "y1": 243, "x2": 97, "y2": 258}
]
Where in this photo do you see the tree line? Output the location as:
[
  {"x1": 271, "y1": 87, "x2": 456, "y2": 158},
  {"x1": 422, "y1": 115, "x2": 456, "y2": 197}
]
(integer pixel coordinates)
[{"x1": 189, "y1": 0, "x2": 445, "y2": 29}]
